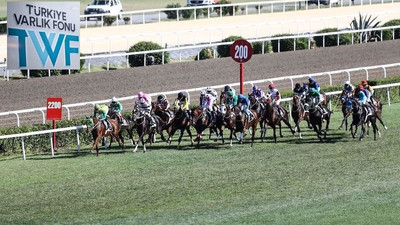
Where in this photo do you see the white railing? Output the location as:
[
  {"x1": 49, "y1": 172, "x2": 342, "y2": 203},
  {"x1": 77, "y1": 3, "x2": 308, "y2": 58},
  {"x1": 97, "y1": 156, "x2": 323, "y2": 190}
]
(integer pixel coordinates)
[
  {"x1": 79, "y1": 0, "x2": 399, "y2": 27},
  {"x1": 1, "y1": 62, "x2": 399, "y2": 127},
  {"x1": 79, "y1": 9, "x2": 399, "y2": 55},
  {"x1": 0, "y1": 125, "x2": 87, "y2": 160},
  {"x1": 1, "y1": 82, "x2": 399, "y2": 161}
]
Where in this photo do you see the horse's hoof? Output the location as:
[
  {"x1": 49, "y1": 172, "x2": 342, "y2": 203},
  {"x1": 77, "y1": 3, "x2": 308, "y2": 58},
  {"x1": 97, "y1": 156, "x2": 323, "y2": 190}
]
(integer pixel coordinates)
[{"x1": 384, "y1": 126, "x2": 388, "y2": 130}]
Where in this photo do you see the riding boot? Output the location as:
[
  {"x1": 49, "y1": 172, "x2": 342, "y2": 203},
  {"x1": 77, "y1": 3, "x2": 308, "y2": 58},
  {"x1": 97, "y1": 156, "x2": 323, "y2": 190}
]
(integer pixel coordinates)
[
  {"x1": 104, "y1": 120, "x2": 112, "y2": 132},
  {"x1": 150, "y1": 116, "x2": 156, "y2": 128}
]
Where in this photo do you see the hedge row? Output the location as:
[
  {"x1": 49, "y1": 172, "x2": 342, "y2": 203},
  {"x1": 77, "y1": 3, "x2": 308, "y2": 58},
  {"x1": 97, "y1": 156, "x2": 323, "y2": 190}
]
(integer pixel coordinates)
[{"x1": 0, "y1": 17, "x2": 6, "y2": 34}]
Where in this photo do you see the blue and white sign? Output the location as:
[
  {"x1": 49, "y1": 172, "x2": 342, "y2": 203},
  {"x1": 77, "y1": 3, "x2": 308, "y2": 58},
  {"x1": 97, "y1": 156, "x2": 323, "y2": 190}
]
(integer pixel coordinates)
[{"x1": 7, "y1": 2, "x2": 80, "y2": 70}]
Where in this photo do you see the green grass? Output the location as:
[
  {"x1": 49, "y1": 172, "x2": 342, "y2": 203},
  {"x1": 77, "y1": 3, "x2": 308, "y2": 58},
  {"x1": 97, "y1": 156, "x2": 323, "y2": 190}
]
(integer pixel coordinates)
[
  {"x1": 1, "y1": 103, "x2": 400, "y2": 224},
  {"x1": 0, "y1": 0, "x2": 265, "y2": 16}
]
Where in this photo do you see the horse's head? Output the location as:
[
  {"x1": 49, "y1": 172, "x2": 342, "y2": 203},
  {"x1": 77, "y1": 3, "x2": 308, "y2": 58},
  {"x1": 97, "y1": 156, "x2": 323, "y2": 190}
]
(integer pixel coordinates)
[
  {"x1": 86, "y1": 115, "x2": 95, "y2": 128},
  {"x1": 191, "y1": 108, "x2": 202, "y2": 125},
  {"x1": 218, "y1": 104, "x2": 227, "y2": 115},
  {"x1": 292, "y1": 95, "x2": 301, "y2": 105},
  {"x1": 233, "y1": 105, "x2": 243, "y2": 121}
]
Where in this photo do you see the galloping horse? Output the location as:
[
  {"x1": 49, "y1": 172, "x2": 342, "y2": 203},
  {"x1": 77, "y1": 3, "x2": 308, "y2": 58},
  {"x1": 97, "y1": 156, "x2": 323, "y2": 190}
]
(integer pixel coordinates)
[
  {"x1": 305, "y1": 96, "x2": 331, "y2": 141},
  {"x1": 108, "y1": 110, "x2": 135, "y2": 147},
  {"x1": 338, "y1": 96, "x2": 353, "y2": 131},
  {"x1": 261, "y1": 98, "x2": 295, "y2": 143},
  {"x1": 151, "y1": 101, "x2": 174, "y2": 142},
  {"x1": 222, "y1": 104, "x2": 238, "y2": 146},
  {"x1": 191, "y1": 107, "x2": 216, "y2": 148},
  {"x1": 350, "y1": 99, "x2": 379, "y2": 141},
  {"x1": 87, "y1": 116, "x2": 123, "y2": 156},
  {"x1": 232, "y1": 105, "x2": 258, "y2": 147},
  {"x1": 248, "y1": 93, "x2": 266, "y2": 139},
  {"x1": 168, "y1": 107, "x2": 193, "y2": 147},
  {"x1": 291, "y1": 95, "x2": 310, "y2": 139},
  {"x1": 131, "y1": 107, "x2": 165, "y2": 153}
]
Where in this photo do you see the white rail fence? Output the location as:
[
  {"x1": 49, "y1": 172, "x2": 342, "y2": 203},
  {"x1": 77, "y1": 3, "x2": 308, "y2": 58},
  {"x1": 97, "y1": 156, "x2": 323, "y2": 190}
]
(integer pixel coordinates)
[
  {"x1": 1, "y1": 82, "x2": 399, "y2": 161},
  {"x1": 2, "y1": 25, "x2": 400, "y2": 80},
  {"x1": 1, "y1": 62, "x2": 399, "y2": 128},
  {"x1": 78, "y1": 10, "x2": 399, "y2": 55}
]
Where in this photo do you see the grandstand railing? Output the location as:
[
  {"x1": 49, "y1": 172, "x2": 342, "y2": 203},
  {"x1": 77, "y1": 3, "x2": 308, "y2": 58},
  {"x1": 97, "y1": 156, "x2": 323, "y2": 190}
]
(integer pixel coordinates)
[
  {"x1": 1, "y1": 82, "x2": 399, "y2": 161},
  {"x1": 1, "y1": 62, "x2": 399, "y2": 128}
]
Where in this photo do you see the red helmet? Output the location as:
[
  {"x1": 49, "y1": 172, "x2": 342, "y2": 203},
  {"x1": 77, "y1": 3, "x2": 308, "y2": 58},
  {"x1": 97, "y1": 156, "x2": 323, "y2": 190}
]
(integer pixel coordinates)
[
  {"x1": 268, "y1": 83, "x2": 275, "y2": 89},
  {"x1": 358, "y1": 85, "x2": 364, "y2": 90},
  {"x1": 361, "y1": 80, "x2": 368, "y2": 85}
]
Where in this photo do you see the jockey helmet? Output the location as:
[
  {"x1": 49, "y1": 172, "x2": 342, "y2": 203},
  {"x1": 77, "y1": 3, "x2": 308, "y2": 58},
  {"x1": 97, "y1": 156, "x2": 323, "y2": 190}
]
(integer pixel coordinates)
[
  {"x1": 309, "y1": 77, "x2": 315, "y2": 83},
  {"x1": 361, "y1": 80, "x2": 368, "y2": 85},
  {"x1": 111, "y1": 96, "x2": 117, "y2": 103},
  {"x1": 95, "y1": 104, "x2": 100, "y2": 110},
  {"x1": 344, "y1": 80, "x2": 350, "y2": 86},
  {"x1": 227, "y1": 91, "x2": 234, "y2": 97},
  {"x1": 200, "y1": 90, "x2": 206, "y2": 96},
  {"x1": 269, "y1": 83, "x2": 275, "y2": 89},
  {"x1": 178, "y1": 92, "x2": 184, "y2": 99},
  {"x1": 358, "y1": 84, "x2": 364, "y2": 90},
  {"x1": 157, "y1": 95, "x2": 165, "y2": 103},
  {"x1": 138, "y1": 92, "x2": 144, "y2": 98},
  {"x1": 295, "y1": 83, "x2": 301, "y2": 89},
  {"x1": 252, "y1": 85, "x2": 258, "y2": 91},
  {"x1": 224, "y1": 85, "x2": 231, "y2": 92}
]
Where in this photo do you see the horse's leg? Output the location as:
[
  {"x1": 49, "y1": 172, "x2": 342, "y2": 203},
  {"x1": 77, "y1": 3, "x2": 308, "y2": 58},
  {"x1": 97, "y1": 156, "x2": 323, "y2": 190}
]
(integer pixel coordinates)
[
  {"x1": 91, "y1": 136, "x2": 102, "y2": 155},
  {"x1": 127, "y1": 128, "x2": 135, "y2": 146},
  {"x1": 325, "y1": 113, "x2": 331, "y2": 132},
  {"x1": 278, "y1": 121, "x2": 283, "y2": 138},
  {"x1": 168, "y1": 127, "x2": 177, "y2": 145},
  {"x1": 376, "y1": 112, "x2": 387, "y2": 130},
  {"x1": 283, "y1": 118, "x2": 295, "y2": 135},
  {"x1": 186, "y1": 127, "x2": 194, "y2": 146},
  {"x1": 229, "y1": 129, "x2": 233, "y2": 147},
  {"x1": 272, "y1": 125, "x2": 277, "y2": 143},
  {"x1": 251, "y1": 124, "x2": 256, "y2": 147},
  {"x1": 359, "y1": 124, "x2": 365, "y2": 141},
  {"x1": 177, "y1": 128, "x2": 185, "y2": 148},
  {"x1": 297, "y1": 121, "x2": 302, "y2": 139}
]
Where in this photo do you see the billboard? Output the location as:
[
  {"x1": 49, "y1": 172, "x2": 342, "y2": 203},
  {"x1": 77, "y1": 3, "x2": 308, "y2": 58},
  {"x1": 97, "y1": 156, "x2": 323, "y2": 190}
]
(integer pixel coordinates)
[{"x1": 7, "y1": 2, "x2": 80, "y2": 70}]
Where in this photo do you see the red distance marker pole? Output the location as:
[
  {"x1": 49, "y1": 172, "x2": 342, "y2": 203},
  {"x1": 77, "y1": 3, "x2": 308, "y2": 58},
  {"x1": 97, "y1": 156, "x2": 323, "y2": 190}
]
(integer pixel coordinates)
[
  {"x1": 46, "y1": 97, "x2": 63, "y2": 150},
  {"x1": 53, "y1": 120, "x2": 56, "y2": 148},
  {"x1": 230, "y1": 40, "x2": 252, "y2": 95}
]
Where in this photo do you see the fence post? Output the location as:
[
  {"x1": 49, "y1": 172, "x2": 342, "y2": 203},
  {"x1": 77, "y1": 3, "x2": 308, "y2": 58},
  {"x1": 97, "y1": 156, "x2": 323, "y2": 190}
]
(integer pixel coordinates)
[
  {"x1": 21, "y1": 137, "x2": 26, "y2": 161},
  {"x1": 50, "y1": 133, "x2": 55, "y2": 157},
  {"x1": 387, "y1": 87, "x2": 391, "y2": 106},
  {"x1": 76, "y1": 127, "x2": 81, "y2": 153},
  {"x1": 364, "y1": 68, "x2": 369, "y2": 80}
]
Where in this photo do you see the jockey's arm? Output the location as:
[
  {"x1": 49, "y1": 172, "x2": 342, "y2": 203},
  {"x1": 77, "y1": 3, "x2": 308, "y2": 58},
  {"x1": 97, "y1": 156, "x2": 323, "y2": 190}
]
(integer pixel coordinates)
[{"x1": 182, "y1": 98, "x2": 189, "y2": 110}]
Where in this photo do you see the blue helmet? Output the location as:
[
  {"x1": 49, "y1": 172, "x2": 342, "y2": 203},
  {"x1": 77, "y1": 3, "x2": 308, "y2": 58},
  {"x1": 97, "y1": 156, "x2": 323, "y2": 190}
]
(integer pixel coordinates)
[
  {"x1": 309, "y1": 77, "x2": 315, "y2": 83},
  {"x1": 224, "y1": 85, "x2": 231, "y2": 92},
  {"x1": 252, "y1": 85, "x2": 258, "y2": 91}
]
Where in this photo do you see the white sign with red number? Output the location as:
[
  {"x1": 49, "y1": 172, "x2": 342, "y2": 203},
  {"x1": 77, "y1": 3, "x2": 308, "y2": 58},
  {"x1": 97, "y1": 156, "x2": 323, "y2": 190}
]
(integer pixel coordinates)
[
  {"x1": 47, "y1": 97, "x2": 62, "y2": 120},
  {"x1": 230, "y1": 40, "x2": 253, "y2": 63}
]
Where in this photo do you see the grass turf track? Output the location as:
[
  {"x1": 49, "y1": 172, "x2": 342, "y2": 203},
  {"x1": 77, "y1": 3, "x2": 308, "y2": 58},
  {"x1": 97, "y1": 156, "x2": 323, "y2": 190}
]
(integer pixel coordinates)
[{"x1": 0, "y1": 103, "x2": 400, "y2": 224}]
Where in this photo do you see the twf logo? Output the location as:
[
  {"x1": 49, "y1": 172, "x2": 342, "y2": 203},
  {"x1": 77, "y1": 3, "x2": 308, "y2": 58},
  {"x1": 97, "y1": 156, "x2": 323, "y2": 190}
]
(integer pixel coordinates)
[{"x1": 8, "y1": 28, "x2": 79, "y2": 67}]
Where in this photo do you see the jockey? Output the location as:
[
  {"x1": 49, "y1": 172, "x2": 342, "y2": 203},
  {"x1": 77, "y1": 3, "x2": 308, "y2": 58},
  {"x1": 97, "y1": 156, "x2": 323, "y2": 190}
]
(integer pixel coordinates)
[
  {"x1": 137, "y1": 91, "x2": 156, "y2": 128},
  {"x1": 205, "y1": 87, "x2": 218, "y2": 99},
  {"x1": 174, "y1": 92, "x2": 190, "y2": 119},
  {"x1": 307, "y1": 87, "x2": 328, "y2": 115},
  {"x1": 293, "y1": 83, "x2": 306, "y2": 99},
  {"x1": 225, "y1": 90, "x2": 238, "y2": 108},
  {"x1": 308, "y1": 77, "x2": 320, "y2": 91},
  {"x1": 236, "y1": 94, "x2": 252, "y2": 120},
  {"x1": 355, "y1": 85, "x2": 373, "y2": 119},
  {"x1": 157, "y1": 94, "x2": 170, "y2": 110},
  {"x1": 110, "y1": 96, "x2": 124, "y2": 124},
  {"x1": 359, "y1": 85, "x2": 371, "y2": 103},
  {"x1": 93, "y1": 104, "x2": 112, "y2": 132},
  {"x1": 221, "y1": 85, "x2": 236, "y2": 101},
  {"x1": 361, "y1": 80, "x2": 374, "y2": 96},
  {"x1": 340, "y1": 81, "x2": 354, "y2": 102},
  {"x1": 267, "y1": 83, "x2": 283, "y2": 116},
  {"x1": 200, "y1": 92, "x2": 216, "y2": 123},
  {"x1": 251, "y1": 85, "x2": 266, "y2": 101}
]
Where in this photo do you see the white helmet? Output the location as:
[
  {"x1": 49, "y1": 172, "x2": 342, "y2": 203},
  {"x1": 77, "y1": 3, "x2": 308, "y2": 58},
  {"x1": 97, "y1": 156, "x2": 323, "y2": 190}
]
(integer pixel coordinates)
[
  {"x1": 344, "y1": 81, "x2": 350, "y2": 85},
  {"x1": 111, "y1": 96, "x2": 117, "y2": 102},
  {"x1": 200, "y1": 90, "x2": 206, "y2": 96}
]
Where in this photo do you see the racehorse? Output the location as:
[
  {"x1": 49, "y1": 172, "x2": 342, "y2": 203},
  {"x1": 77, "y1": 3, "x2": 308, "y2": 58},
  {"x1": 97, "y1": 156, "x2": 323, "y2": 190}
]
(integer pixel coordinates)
[
  {"x1": 303, "y1": 83, "x2": 330, "y2": 106},
  {"x1": 232, "y1": 105, "x2": 258, "y2": 147},
  {"x1": 86, "y1": 116, "x2": 123, "y2": 156},
  {"x1": 305, "y1": 96, "x2": 331, "y2": 141},
  {"x1": 222, "y1": 104, "x2": 238, "y2": 146},
  {"x1": 108, "y1": 110, "x2": 135, "y2": 147},
  {"x1": 131, "y1": 107, "x2": 165, "y2": 153},
  {"x1": 338, "y1": 96, "x2": 353, "y2": 131},
  {"x1": 151, "y1": 101, "x2": 174, "y2": 142},
  {"x1": 291, "y1": 95, "x2": 310, "y2": 139},
  {"x1": 261, "y1": 98, "x2": 295, "y2": 143},
  {"x1": 248, "y1": 93, "x2": 266, "y2": 139},
  {"x1": 168, "y1": 106, "x2": 194, "y2": 147},
  {"x1": 191, "y1": 107, "x2": 216, "y2": 148},
  {"x1": 350, "y1": 99, "x2": 379, "y2": 141}
]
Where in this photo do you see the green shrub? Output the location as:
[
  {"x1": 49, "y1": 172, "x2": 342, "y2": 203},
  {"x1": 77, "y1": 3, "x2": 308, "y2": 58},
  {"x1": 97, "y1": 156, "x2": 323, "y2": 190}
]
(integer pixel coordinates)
[
  {"x1": 252, "y1": 41, "x2": 272, "y2": 54},
  {"x1": 195, "y1": 47, "x2": 214, "y2": 60},
  {"x1": 271, "y1": 34, "x2": 309, "y2": 52},
  {"x1": 217, "y1": 35, "x2": 244, "y2": 57},
  {"x1": 103, "y1": 16, "x2": 116, "y2": 26},
  {"x1": 0, "y1": 17, "x2": 6, "y2": 34},
  {"x1": 164, "y1": 3, "x2": 181, "y2": 19},
  {"x1": 314, "y1": 28, "x2": 355, "y2": 47},
  {"x1": 381, "y1": 19, "x2": 400, "y2": 40},
  {"x1": 214, "y1": 0, "x2": 238, "y2": 16},
  {"x1": 128, "y1": 41, "x2": 170, "y2": 67}
]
